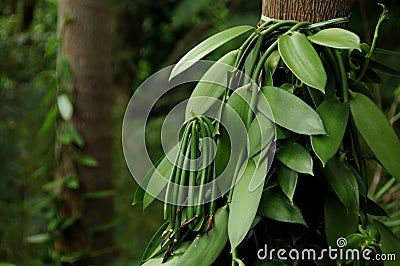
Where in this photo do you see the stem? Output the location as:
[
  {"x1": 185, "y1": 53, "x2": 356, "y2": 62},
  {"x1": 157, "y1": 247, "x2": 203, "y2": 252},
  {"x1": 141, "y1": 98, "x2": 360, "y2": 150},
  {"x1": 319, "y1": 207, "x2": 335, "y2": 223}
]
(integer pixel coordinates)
[
  {"x1": 232, "y1": 248, "x2": 238, "y2": 266},
  {"x1": 246, "y1": 41, "x2": 278, "y2": 126},
  {"x1": 357, "y1": 4, "x2": 388, "y2": 82},
  {"x1": 334, "y1": 49, "x2": 349, "y2": 103}
]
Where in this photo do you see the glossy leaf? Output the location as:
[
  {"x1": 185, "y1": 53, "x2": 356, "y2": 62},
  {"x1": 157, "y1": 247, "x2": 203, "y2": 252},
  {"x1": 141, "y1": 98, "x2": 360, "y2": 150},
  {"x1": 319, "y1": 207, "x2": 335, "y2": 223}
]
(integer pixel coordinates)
[
  {"x1": 365, "y1": 198, "x2": 389, "y2": 217},
  {"x1": 352, "y1": 53, "x2": 400, "y2": 77},
  {"x1": 277, "y1": 164, "x2": 298, "y2": 203},
  {"x1": 132, "y1": 185, "x2": 146, "y2": 206},
  {"x1": 276, "y1": 142, "x2": 313, "y2": 175},
  {"x1": 248, "y1": 112, "x2": 274, "y2": 158},
  {"x1": 311, "y1": 99, "x2": 349, "y2": 166},
  {"x1": 170, "y1": 25, "x2": 253, "y2": 80},
  {"x1": 258, "y1": 190, "x2": 307, "y2": 226},
  {"x1": 185, "y1": 50, "x2": 238, "y2": 118},
  {"x1": 278, "y1": 31, "x2": 327, "y2": 92},
  {"x1": 229, "y1": 160, "x2": 266, "y2": 250},
  {"x1": 372, "y1": 219, "x2": 400, "y2": 266},
  {"x1": 324, "y1": 191, "x2": 357, "y2": 247},
  {"x1": 141, "y1": 222, "x2": 170, "y2": 263},
  {"x1": 259, "y1": 86, "x2": 326, "y2": 135},
  {"x1": 143, "y1": 155, "x2": 174, "y2": 209},
  {"x1": 308, "y1": 28, "x2": 361, "y2": 51},
  {"x1": 226, "y1": 83, "x2": 252, "y2": 128},
  {"x1": 350, "y1": 92, "x2": 400, "y2": 182},
  {"x1": 141, "y1": 242, "x2": 191, "y2": 266},
  {"x1": 321, "y1": 158, "x2": 359, "y2": 212},
  {"x1": 143, "y1": 206, "x2": 228, "y2": 266}
]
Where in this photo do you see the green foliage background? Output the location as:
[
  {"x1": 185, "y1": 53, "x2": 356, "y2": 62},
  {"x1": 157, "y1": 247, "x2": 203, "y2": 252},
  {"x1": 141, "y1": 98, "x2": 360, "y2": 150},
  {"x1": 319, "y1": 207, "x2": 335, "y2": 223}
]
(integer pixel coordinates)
[{"x1": 0, "y1": 0, "x2": 399, "y2": 265}]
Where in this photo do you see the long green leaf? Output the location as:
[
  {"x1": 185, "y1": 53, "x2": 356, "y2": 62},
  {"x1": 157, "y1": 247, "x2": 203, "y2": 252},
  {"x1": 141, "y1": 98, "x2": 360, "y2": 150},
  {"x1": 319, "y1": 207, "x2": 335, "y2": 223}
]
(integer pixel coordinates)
[
  {"x1": 141, "y1": 222, "x2": 170, "y2": 263},
  {"x1": 276, "y1": 142, "x2": 313, "y2": 175},
  {"x1": 248, "y1": 112, "x2": 274, "y2": 158},
  {"x1": 308, "y1": 28, "x2": 361, "y2": 51},
  {"x1": 258, "y1": 189, "x2": 307, "y2": 226},
  {"x1": 229, "y1": 160, "x2": 267, "y2": 250},
  {"x1": 278, "y1": 31, "x2": 327, "y2": 92},
  {"x1": 372, "y1": 219, "x2": 400, "y2": 266},
  {"x1": 169, "y1": 25, "x2": 254, "y2": 80},
  {"x1": 185, "y1": 50, "x2": 238, "y2": 118},
  {"x1": 226, "y1": 83, "x2": 252, "y2": 128},
  {"x1": 143, "y1": 206, "x2": 228, "y2": 266},
  {"x1": 320, "y1": 158, "x2": 359, "y2": 212},
  {"x1": 350, "y1": 92, "x2": 400, "y2": 182},
  {"x1": 324, "y1": 191, "x2": 357, "y2": 247},
  {"x1": 311, "y1": 99, "x2": 349, "y2": 166},
  {"x1": 277, "y1": 164, "x2": 298, "y2": 203},
  {"x1": 259, "y1": 86, "x2": 326, "y2": 135},
  {"x1": 143, "y1": 155, "x2": 174, "y2": 209}
]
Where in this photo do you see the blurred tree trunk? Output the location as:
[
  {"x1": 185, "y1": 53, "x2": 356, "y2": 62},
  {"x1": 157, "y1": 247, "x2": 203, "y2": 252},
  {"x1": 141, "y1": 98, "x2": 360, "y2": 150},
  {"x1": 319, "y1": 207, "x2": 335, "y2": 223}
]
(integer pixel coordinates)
[
  {"x1": 56, "y1": 1, "x2": 115, "y2": 265},
  {"x1": 20, "y1": 0, "x2": 36, "y2": 31},
  {"x1": 261, "y1": 0, "x2": 352, "y2": 23}
]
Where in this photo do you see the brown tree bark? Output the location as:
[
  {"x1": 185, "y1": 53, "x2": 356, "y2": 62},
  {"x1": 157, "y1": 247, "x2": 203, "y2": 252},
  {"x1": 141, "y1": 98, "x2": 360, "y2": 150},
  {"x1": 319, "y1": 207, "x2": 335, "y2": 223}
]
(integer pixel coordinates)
[
  {"x1": 261, "y1": 0, "x2": 353, "y2": 23},
  {"x1": 56, "y1": 0, "x2": 115, "y2": 265}
]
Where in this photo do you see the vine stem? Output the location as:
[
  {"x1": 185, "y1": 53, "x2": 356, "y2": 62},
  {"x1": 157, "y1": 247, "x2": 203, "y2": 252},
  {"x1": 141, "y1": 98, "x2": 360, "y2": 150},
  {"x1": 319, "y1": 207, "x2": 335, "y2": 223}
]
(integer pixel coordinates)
[
  {"x1": 334, "y1": 49, "x2": 349, "y2": 103},
  {"x1": 232, "y1": 248, "x2": 238, "y2": 266},
  {"x1": 357, "y1": 4, "x2": 388, "y2": 83},
  {"x1": 335, "y1": 49, "x2": 367, "y2": 183}
]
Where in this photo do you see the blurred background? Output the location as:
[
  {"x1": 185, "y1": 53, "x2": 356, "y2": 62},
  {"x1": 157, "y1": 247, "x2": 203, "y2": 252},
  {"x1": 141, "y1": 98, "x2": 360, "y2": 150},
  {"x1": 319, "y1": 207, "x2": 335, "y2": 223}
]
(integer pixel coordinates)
[{"x1": 0, "y1": 0, "x2": 399, "y2": 265}]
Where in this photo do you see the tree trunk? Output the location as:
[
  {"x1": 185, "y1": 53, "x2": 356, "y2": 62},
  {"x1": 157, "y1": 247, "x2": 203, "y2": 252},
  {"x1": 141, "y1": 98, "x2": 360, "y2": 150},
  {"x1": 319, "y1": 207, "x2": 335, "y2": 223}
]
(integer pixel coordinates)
[
  {"x1": 261, "y1": 0, "x2": 352, "y2": 23},
  {"x1": 56, "y1": 1, "x2": 115, "y2": 265},
  {"x1": 20, "y1": 0, "x2": 36, "y2": 31}
]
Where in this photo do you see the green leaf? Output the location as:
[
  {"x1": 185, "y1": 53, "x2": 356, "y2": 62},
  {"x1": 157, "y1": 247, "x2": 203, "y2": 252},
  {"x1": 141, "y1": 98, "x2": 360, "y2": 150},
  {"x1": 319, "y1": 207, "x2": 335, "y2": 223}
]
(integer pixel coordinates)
[
  {"x1": 365, "y1": 198, "x2": 388, "y2": 217},
  {"x1": 259, "y1": 86, "x2": 326, "y2": 135},
  {"x1": 143, "y1": 155, "x2": 174, "y2": 209},
  {"x1": 229, "y1": 160, "x2": 267, "y2": 250},
  {"x1": 311, "y1": 99, "x2": 349, "y2": 166},
  {"x1": 72, "y1": 154, "x2": 98, "y2": 167},
  {"x1": 226, "y1": 83, "x2": 252, "y2": 128},
  {"x1": 372, "y1": 219, "x2": 400, "y2": 266},
  {"x1": 352, "y1": 53, "x2": 400, "y2": 77},
  {"x1": 186, "y1": 50, "x2": 238, "y2": 118},
  {"x1": 277, "y1": 164, "x2": 298, "y2": 203},
  {"x1": 39, "y1": 104, "x2": 58, "y2": 134},
  {"x1": 26, "y1": 233, "x2": 51, "y2": 244},
  {"x1": 266, "y1": 49, "x2": 281, "y2": 75},
  {"x1": 143, "y1": 206, "x2": 228, "y2": 266},
  {"x1": 132, "y1": 185, "x2": 146, "y2": 206},
  {"x1": 258, "y1": 189, "x2": 307, "y2": 226},
  {"x1": 276, "y1": 142, "x2": 313, "y2": 175},
  {"x1": 278, "y1": 31, "x2": 327, "y2": 92},
  {"x1": 57, "y1": 94, "x2": 73, "y2": 121},
  {"x1": 321, "y1": 158, "x2": 359, "y2": 212},
  {"x1": 169, "y1": 25, "x2": 254, "y2": 80},
  {"x1": 324, "y1": 191, "x2": 357, "y2": 247},
  {"x1": 308, "y1": 28, "x2": 361, "y2": 51},
  {"x1": 248, "y1": 112, "x2": 274, "y2": 158},
  {"x1": 60, "y1": 56, "x2": 72, "y2": 82},
  {"x1": 141, "y1": 222, "x2": 170, "y2": 263},
  {"x1": 141, "y1": 242, "x2": 190, "y2": 266},
  {"x1": 350, "y1": 92, "x2": 400, "y2": 182}
]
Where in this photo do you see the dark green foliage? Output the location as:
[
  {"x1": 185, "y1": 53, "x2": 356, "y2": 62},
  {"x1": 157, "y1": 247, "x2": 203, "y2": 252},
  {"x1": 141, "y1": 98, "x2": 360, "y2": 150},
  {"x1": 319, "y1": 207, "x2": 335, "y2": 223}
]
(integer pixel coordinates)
[{"x1": 138, "y1": 5, "x2": 400, "y2": 266}]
